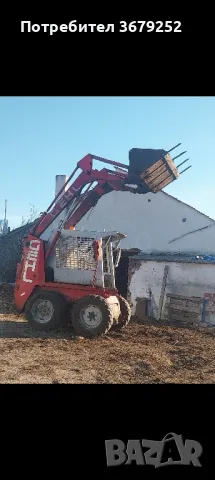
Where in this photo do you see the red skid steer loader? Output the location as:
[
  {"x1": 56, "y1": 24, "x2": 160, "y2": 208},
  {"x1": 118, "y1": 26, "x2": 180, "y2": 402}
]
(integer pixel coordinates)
[{"x1": 14, "y1": 145, "x2": 190, "y2": 337}]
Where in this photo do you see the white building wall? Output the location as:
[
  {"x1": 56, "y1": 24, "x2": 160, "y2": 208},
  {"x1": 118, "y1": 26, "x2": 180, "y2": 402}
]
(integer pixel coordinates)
[
  {"x1": 129, "y1": 260, "x2": 215, "y2": 323},
  {"x1": 76, "y1": 190, "x2": 215, "y2": 254}
]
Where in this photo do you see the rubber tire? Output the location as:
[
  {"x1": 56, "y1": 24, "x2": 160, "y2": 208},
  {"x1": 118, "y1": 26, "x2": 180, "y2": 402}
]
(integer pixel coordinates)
[
  {"x1": 25, "y1": 290, "x2": 67, "y2": 331},
  {"x1": 112, "y1": 296, "x2": 131, "y2": 331},
  {"x1": 71, "y1": 295, "x2": 114, "y2": 338}
]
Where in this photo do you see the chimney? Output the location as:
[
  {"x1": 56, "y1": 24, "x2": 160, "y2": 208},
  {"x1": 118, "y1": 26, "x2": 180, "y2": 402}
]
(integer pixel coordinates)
[
  {"x1": 53, "y1": 175, "x2": 69, "y2": 231},
  {"x1": 40, "y1": 175, "x2": 69, "y2": 242},
  {"x1": 55, "y1": 175, "x2": 68, "y2": 201}
]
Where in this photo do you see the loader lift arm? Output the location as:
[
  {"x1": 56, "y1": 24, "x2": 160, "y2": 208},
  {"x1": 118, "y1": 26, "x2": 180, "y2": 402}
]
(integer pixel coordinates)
[
  {"x1": 31, "y1": 154, "x2": 146, "y2": 239},
  {"x1": 29, "y1": 146, "x2": 190, "y2": 260}
]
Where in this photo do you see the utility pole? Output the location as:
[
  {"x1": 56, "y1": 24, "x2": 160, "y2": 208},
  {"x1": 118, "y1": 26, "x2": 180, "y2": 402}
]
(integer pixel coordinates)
[
  {"x1": 4, "y1": 199, "x2": 7, "y2": 221},
  {"x1": 3, "y1": 200, "x2": 8, "y2": 234}
]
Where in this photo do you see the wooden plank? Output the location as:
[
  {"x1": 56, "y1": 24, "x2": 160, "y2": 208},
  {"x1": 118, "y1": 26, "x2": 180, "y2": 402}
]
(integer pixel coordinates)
[
  {"x1": 168, "y1": 308, "x2": 200, "y2": 319},
  {"x1": 168, "y1": 312, "x2": 188, "y2": 322},
  {"x1": 168, "y1": 311, "x2": 199, "y2": 322},
  {"x1": 169, "y1": 299, "x2": 187, "y2": 307},
  {"x1": 169, "y1": 303, "x2": 202, "y2": 314},
  {"x1": 157, "y1": 265, "x2": 169, "y2": 320},
  {"x1": 167, "y1": 293, "x2": 202, "y2": 301}
]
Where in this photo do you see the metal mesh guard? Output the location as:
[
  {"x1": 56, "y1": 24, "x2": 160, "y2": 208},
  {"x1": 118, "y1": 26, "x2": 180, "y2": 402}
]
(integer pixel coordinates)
[{"x1": 55, "y1": 236, "x2": 97, "y2": 271}]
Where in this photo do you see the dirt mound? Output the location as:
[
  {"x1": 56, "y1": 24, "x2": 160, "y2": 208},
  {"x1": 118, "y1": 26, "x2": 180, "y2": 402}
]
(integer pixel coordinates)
[{"x1": 0, "y1": 283, "x2": 17, "y2": 314}]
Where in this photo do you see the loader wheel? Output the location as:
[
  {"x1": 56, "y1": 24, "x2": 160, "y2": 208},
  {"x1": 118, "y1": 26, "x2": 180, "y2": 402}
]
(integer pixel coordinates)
[
  {"x1": 71, "y1": 295, "x2": 114, "y2": 338},
  {"x1": 25, "y1": 291, "x2": 67, "y2": 331},
  {"x1": 112, "y1": 296, "x2": 131, "y2": 331}
]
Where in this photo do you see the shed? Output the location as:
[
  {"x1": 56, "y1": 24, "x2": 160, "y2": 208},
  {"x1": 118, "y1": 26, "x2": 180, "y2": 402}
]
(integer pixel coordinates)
[{"x1": 127, "y1": 252, "x2": 215, "y2": 326}]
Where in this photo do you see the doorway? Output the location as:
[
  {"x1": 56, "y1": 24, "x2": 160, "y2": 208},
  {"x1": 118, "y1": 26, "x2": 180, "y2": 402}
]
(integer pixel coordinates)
[{"x1": 115, "y1": 254, "x2": 129, "y2": 298}]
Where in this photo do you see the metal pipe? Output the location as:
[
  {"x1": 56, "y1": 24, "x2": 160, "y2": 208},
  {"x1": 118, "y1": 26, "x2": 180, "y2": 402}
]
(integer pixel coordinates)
[
  {"x1": 201, "y1": 298, "x2": 208, "y2": 323},
  {"x1": 176, "y1": 158, "x2": 189, "y2": 168},
  {"x1": 172, "y1": 151, "x2": 187, "y2": 161},
  {"x1": 92, "y1": 155, "x2": 129, "y2": 170},
  {"x1": 167, "y1": 143, "x2": 181, "y2": 153},
  {"x1": 180, "y1": 165, "x2": 192, "y2": 174},
  {"x1": 4, "y1": 199, "x2": 7, "y2": 222}
]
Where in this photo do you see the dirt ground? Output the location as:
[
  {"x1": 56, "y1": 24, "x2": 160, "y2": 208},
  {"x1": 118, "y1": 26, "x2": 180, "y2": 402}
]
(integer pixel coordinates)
[{"x1": 1, "y1": 284, "x2": 215, "y2": 384}]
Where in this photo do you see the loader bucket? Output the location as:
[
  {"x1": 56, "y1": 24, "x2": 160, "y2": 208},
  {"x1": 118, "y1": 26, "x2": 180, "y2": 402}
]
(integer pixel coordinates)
[{"x1": 128, "y1": 147, "x2": 180, "y2": 193}]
